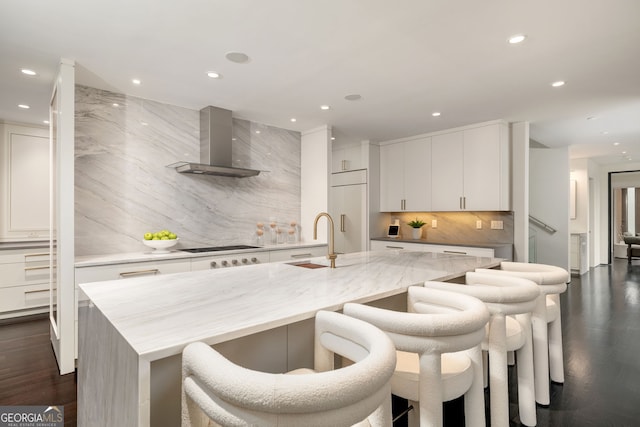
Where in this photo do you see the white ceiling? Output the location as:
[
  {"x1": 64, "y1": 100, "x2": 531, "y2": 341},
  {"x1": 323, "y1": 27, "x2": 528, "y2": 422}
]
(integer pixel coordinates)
[{"x1": 1, "y1": 0, "x2": 639, "y2": 165}]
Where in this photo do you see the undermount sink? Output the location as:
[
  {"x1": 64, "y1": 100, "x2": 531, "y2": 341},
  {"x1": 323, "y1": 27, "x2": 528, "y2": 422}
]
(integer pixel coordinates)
[{"x1": 286, "y1": 261, "x2": 328, "y2": 269}]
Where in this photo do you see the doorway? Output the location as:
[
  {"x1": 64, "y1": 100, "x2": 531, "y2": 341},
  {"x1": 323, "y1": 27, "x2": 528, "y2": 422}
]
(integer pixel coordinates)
[{"x1": 609, "y1": 170, "x2": 640, "y2": 262}]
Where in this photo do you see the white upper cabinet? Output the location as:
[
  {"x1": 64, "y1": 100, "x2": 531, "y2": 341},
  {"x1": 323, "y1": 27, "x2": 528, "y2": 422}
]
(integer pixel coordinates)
[
  {"x1": 0, "y1": 123, "x2": 50, "y2": 241},
  {"x1": 431, "y1": 122, "x2": 509, "y2": 211},
  {"x1": 332, "y1": 144, "x2": 365, "y2": 172},
  {"x1": 431, "y1": 131, "x2": 464, "y2": 211},
  {"x1": 380, "y1": 137, "x2": 431, "y2": 212},
  {"x1": 462, "y1": 124, "x2": 509, "y2": 210}
]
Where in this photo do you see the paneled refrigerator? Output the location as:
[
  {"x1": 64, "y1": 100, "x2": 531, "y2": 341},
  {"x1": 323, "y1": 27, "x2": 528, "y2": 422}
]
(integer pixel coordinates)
[{"x1": 329, "y1": 169, "x2": 368, "y2": 254}]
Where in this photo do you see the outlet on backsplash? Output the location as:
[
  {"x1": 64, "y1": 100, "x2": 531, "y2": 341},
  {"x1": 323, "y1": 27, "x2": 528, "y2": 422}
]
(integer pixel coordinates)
[
  {"x1": 431, "y1": 220, "x2": 438, "y2": 229},
  {"x1": 491, "y1": 220, "x2": 504, "y2": 230}
]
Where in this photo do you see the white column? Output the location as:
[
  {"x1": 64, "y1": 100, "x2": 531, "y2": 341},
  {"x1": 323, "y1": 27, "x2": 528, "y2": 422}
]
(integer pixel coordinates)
[
  {"x1": 49, "y1": 58, "x2": 76, "y2": 375},
  {"x1": 300, "y1": 126, "x2": 331, "y2": 243},
  {"x1": 511, "y1": 122, "x2": 529, "y2": 262}
]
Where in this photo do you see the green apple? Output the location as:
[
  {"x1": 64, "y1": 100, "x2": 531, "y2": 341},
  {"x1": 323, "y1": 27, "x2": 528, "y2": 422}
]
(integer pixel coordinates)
[
  {"x1": 161, "y1": 236, "x2": 169, "y2": 240},
  {"x1": 143, "y1": 232, "x2": 153, "y2": 240},
  {"x1": 168, "y1": 233, "x2": 177, "y2": 240}
]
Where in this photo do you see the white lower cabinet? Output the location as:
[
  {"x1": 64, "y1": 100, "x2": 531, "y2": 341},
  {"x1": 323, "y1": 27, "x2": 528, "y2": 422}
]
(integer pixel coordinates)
[
  {"x1": 370, "y1": 240, "x2": 426, "y2": 251},
  {"x1": 75, "y1": 259, "x2": 191, "y2": 285},
  {"x1": 268, "y1": 246, "x2": 327, "y2": 262},
  {"x1": 0, "y1": 246, "x2": 50, "y2": 319},
  {"x1": 370, "y1": 240, "x2": 494, "y2": 258}
]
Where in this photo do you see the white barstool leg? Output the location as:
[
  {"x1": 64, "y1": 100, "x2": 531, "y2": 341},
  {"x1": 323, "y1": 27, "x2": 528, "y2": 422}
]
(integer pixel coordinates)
[
  {"x1": 488, "y1": 314, "x2": 508, "y2": 427},
  {"x1": 548, "y1": 294, "x2": 565, "y2": 383},
  {"x1": 532, "y1": 294, "x2": 550, "y2": 405},
  {"x1": 515, "y1": 313, "x2": 536, "y2": 426},
  {"x1": 419, "y1": 353, "x2": 443, "y2": 427},
  {"x1": 368, "y1": 394, "x2": 393, "y2": 427},
  {"x1": 465, "y1": 344, "x2": 486, "y2": 427}
]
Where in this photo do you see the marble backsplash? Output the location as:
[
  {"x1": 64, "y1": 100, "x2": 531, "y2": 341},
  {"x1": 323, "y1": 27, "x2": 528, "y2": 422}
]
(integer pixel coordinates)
[
  {"x1": 383, "y1": 211, "x2": 514, "y2": 244},
  {"x1": 75, "y1": 86, "x2": 301, "y2": 256}
]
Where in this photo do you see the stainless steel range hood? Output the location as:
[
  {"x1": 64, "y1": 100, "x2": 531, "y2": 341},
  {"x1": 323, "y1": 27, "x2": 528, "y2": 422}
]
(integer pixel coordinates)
[{"x1": 168, "y1": 106, "x2": 260, "y2": 178}]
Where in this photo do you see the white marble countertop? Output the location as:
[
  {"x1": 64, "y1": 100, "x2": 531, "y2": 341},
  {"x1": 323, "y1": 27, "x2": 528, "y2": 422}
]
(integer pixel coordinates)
[
  {"x1": 79, "y1": 250, "x2": 500, "y2": 362},
  {"x1": 75, "y1": 242, "x2": 326, "y2": 267}
]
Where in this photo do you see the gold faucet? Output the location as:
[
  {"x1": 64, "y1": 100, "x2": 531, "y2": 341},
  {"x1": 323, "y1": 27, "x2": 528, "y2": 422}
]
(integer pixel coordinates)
[{"x1": 313, "y1": 212, "x2": 337, "y2": 268}]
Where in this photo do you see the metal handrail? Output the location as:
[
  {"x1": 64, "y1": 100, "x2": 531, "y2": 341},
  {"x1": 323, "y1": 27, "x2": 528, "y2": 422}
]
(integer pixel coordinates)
[{"x1": 529, "y1": 215, "x2": 557, "y2": 234}]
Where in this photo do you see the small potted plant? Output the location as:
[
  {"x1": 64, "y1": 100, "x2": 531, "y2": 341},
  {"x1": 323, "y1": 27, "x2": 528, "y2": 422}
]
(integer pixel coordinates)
[{"x1": 407, "y1": 218, "x2": 426, "y2": 239}]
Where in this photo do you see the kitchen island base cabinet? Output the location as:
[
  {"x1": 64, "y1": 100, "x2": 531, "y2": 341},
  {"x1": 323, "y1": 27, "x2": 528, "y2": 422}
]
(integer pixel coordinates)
[
  {"x1": 78, "y1": 303, "x2": 144, "y2": 427},
  {"x1": 78, "y1": 292, "x2": 407, "y2": 427}
]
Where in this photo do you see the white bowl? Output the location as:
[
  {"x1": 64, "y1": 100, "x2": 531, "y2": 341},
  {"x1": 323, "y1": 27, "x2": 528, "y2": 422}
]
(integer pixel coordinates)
[{"x1": 142, "y1": 238, "x2": 178, "y2": 253}]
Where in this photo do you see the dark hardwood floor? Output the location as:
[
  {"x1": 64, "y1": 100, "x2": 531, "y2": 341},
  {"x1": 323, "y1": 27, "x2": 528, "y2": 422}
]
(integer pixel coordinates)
[
  {"x1": 1, "y1": 258, "x2": 639, "y2": 427},
  {"x1": 0, "y1": 314, "x2": 76, "y2": 426}
]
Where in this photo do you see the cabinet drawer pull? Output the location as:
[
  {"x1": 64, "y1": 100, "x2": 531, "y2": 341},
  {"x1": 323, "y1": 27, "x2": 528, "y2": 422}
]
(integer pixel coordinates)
[
  {"x1": 290, "y1": 253, "x2": 313, "y2": 259},
  {"x1": 119, "y1": 269, "x2": 159, "y2": 278},
  {"x1": 443, "y1": 250, "x2": 467, "y2": 255},
  {"x1": 25, "y1": 253, "x2": 50, "y2": 258},
  {"x1": 24, "y1": 265, "x2": 51, "y2": 271},
  {"x1": 24, "y1": 289, "x2": 49, "y2": 295},
  {"x1": 340, "y1": 214, "x2": 346, "y2": 232},
  {"x1": 386, "y1": 245, "x2": 404, "y2": 249}
]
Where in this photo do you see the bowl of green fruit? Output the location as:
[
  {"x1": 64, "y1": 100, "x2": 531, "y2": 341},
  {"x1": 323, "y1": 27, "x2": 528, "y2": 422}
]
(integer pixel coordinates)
[{"x1": 142, "y1": 230, "x2": 179, "y2": 253}]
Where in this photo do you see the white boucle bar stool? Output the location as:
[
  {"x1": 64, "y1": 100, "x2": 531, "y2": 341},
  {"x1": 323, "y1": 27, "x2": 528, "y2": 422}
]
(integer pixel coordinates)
[
  {"x1": 181, "y1": 310, "x2": 397, "y2": 427},
  {"x1": 476, "y1": 261, "x2": 570, "y2": 406},
  {"x1": 343, "y1": 286, "x2": 490, "y2": 427},
  {"x1": 423, "y1": 273, "x2": 541, "y2": 427}
]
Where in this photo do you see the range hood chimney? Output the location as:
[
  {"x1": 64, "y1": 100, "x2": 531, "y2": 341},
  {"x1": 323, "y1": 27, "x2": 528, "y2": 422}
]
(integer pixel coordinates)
[{"x1": 169, "y1": 106, "x2": 260, "y2": 178}]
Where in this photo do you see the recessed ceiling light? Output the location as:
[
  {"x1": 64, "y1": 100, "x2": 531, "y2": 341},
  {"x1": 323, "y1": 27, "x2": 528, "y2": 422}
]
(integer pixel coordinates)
[
  {"x1": 344, "y1": 94, "x2": 362, "y2": 101},
  {"x1": 112, "y1": 103, "x2": 119, "y2": 107},
  {"x1": 140, "y1": 121, "x2": 148, "y2": 126},
  {"x1": 132, "y1": 79, "x2": 141, "y2": 85},
  {"x1": 331, "y1": 137, "x2": 336, "y2": 141},
  {"x1": 601, "y1": 131, "x2": 609, "y2": 135},
  {"x1": 255, "y1": 130, "x2": 261, "y2": 134},
  {"x1": 622, "y1": 151, "x2": 627, "y2": 154},
  {"x1": 18, "y1": 104, "x2": 30, "y2": 109},
  {"x1": 290, "y1": 118, "x2": 297, "y2": 122},
  {"x1": 613, "y1": 142, "x2": 620, "y2": 146},
  {"x1": 43, "y1": 120, "x2": 49, "y2": 124},
  {"x1": 551, "y1": 81, "x2": 565, "y2": 88},
  {"x1": 508, "y1": 34, "x2": 526, "y2": 44},
  {"x1": 207, "y1": 71, "x2": 221, "y2": 79},
  {"x1": 21, "y1": 68, "x2": 36, "y2": 76},
  {"x1": 225, "y1": 52, "x2": 250, "y2": 64},
  {"x1": 320, "y1": 105, "x2": 331, "y2": 110},
  {"x1": 432, "y1": 112, "x2": 441, "y2": 117}
]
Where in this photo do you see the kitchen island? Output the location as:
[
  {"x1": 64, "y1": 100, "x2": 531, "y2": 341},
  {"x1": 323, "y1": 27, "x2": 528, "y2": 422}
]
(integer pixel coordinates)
[{"x1": 78, "y1": 250, "x2": 501, "y2": 427}]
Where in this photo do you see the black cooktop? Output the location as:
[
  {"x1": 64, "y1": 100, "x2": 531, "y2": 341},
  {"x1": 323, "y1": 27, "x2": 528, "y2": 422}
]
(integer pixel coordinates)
[{"x1": 179, "y1": 245, "x2": 260, "y2": 253}]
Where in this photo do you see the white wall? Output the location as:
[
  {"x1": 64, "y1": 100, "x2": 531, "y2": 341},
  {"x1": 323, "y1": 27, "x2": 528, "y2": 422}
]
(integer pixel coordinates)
[
  {"x1": 300, "y1": 126, "x2": 330, "y2": 243},
  {"x1": 530, "y1": 147, "x2": 570, "y2": 270}
]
